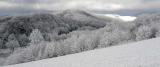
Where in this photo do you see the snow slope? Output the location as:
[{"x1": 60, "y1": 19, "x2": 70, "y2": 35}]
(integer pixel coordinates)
[{"x1": 3, "y1": 37, "x2": 160, "y2": 67}]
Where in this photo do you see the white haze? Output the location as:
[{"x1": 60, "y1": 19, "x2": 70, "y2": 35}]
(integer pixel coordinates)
[
  {"x1": 96, "y1": 14, "x2": 137, "y2": 21},
  {"x1": 105, "y1": 14, "x2": 137, "y2": 21}
]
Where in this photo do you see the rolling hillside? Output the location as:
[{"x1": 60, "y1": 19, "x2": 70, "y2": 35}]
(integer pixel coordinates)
[{"x1": 3, "y1": 37, "x2": 160, "y2": 67}]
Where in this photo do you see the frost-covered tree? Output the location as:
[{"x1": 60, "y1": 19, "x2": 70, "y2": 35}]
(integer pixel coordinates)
[
  {"x1": 64, "y1": 34, "x2": 81, "y2": 54},
  {"x1": 77, "y1": 34, "x2": 100, "y2": 51},
  {"x1": 155, "y1": 31, "x2": 160, "y2": 37},
  {"x1": 4, "y1": 41, "x2": 56, "y2": 65},
  {"x1": 29, "y1": 29, "x2": 44, "y2": 44},
  {"x1": 66, "y1": 30, "x2": 100, "y2": 53},
  {"x1": 17, "y1": 34, "x2": 29, "y2": 47},
  {"x1": 0, "y1": 58, "x2": 5, "y2": 66},
  {"x1": 0, "y1": 39, "x2": 3, "y2": 49},
  {"x1": 98, "y1": 28, "x2": 133, "y2": 48},
  {"x1": 5, "y1": 34, "x2": 20, "y2": 50},
  {"x1": 43, "y1": 41, "x2": 56, "y2": 58},
  {"x1": 135, "y1": 25, "x2": 153, "y2": 41}
]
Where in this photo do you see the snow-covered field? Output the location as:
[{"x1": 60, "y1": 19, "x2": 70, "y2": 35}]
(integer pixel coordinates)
[{"x1": 3, "y1": 37, "x2": 160, "y2": 67}]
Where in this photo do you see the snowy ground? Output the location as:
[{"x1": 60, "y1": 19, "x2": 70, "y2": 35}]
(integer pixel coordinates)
[{"x1": 3, "y1": 37, "x2": 160, "y2": 67}]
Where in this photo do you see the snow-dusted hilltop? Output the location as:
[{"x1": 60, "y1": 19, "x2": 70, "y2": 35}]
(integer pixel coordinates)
[
  {"x1": 3, "y1": 37, "x2": 160, "y2": 67},
  {"x1": 56, "y1": 10, "x2": 99, "y2": 21}
]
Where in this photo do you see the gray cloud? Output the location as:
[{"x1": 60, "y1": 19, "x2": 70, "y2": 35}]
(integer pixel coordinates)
[{"x1": 0, "y1": 0, "x2": 160, "y2": 15}]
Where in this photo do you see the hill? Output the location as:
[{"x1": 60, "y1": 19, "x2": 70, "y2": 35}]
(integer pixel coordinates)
[
  {"x1": 3, "y1": 37, "x2": 160, "y2": 67},
  {"x1": 0, "y1": 10, "x2": 106, "y2": 49}
]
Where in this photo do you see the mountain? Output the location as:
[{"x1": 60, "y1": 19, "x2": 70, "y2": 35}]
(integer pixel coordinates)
[
  {"x1": 57, "y1": 10, "x2": 99, "y2": 21},
  {"x1": 0, "y1": 10, "x2": 106, "y2": 48},
  {"x1": 56, "y1": 10, "x2": 106, "y2": 28},
  {"x1": 3, "y1": 37, "x2": 160, "y2": 67}
]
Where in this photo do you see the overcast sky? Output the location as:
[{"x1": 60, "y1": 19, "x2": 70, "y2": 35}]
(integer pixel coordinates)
[{"x1": 0, "y1": 0, "x2": 160, "y2": 15}]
